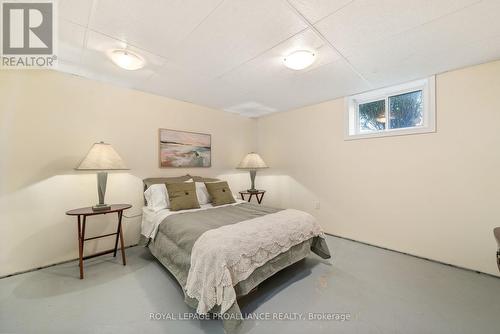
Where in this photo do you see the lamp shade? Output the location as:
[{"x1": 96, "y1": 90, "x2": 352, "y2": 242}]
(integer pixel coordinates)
[
  {"x1": 237, "y1": 152, "x2": 268, "y2": 169},
  {"x1": 76, "y1": 142, "x2": 128, "y2": 170}
]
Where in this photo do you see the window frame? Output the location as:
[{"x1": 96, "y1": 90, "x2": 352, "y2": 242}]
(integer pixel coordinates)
[{"x1": 345, "y1": 76, "x2": 436, "y2": 140}]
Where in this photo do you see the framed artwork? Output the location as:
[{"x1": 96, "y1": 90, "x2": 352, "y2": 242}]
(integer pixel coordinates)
[{"x1": 159, "y1": 129, "x2": 211, "y2": 168}]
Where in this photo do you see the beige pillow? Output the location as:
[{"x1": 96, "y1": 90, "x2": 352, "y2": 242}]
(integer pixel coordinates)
[
  {"x1": 205, "y1": 181, "x2": 236, "y2": 206},
  {"x1": 165, "y1": 182, "x2": 200, "y2": 211}
]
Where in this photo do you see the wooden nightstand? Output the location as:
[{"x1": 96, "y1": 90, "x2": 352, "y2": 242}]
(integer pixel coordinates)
[
  {"x1": 239, "y1": 190, "x2": 266, "y2": 204},
  {"x1": 66, "y1": 204, "x2": 132, "y2": 279}
]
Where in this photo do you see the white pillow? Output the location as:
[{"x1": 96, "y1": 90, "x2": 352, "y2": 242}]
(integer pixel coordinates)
[
  {"x1": 144, "y1": 184, "x2": 169, "y2": 212},
  {"x1": 185, "y1": 179, "x2": 211, "y2": 205}
]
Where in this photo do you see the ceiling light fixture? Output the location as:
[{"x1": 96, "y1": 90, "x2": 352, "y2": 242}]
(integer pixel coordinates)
[
  {"x1": 109, "y1": 49, "x2": 145, "y2": 70},
  {"x1": 283, "y1": 50, "x2": 316, "y2": 70}
]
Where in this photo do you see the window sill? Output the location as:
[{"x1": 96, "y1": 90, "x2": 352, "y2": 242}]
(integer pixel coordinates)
[{"x1": 344, "y1": 126, "x2": 436, "y2": 141}]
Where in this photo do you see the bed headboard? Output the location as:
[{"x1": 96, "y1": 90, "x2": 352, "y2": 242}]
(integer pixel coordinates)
[{"x1": 142, "y1": 175, "x2": 221, "y2": 205}]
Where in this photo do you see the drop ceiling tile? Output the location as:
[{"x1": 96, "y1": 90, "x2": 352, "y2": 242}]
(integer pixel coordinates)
[
  {"x1": 58, "y1": 0, "x2": 94, "y2": 27},
  {"x1": 288, "y1": 0, "x2": 354, "y2": 23},
  {"x1": 88, "y1": 0, "x2": 223, "y2": 57},
  {"x1": 210, "y1": 28, "x2": 339, "y2": 107},
  {"x1": 55, "y1": 60, "x2": 92, "y2": 78},
  {"x1": 168, "y1": 0, "x2": 308, "y2": 79},
  {"x1": 248, "y1": 58, "x2": 371, "y2": 111},
  {"x1": 220, "y1": 57, "x2": 369, "y2": 113},
  {"x1": 141, "y1": 27, "x2": 363, "y2": 115},
  {"x1": 138, "y1": 65, "x2": 213, "y2": 101},
  {"x1": 345, "y1": 0, "x2": 500, "y2": 87},
  {"x1": 80, "y1": 31, "x2": 166, "y2": 89},
  {"x1": 58, "y1": 19, "x2": 86, "y2": 65},
  {"x1": 210, "y1": 28, "x2": 346, "y2": 112},
  {"x1": 315, "y1": 0, "x2": 481, "y2": 56},
  {"x1": 423, "y1": 35, "x2": 500, "y2": 76},
  {"x1": 138, "y1": 63, "x2": 252, "y2": 111}
]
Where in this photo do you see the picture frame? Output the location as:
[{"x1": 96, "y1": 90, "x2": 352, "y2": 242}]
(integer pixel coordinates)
[{"x1": 158, "y1": 128, "x2": 211, "y2": 168}]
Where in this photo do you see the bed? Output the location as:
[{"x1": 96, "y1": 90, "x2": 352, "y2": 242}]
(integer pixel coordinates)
[{"x1": 140, "y1": 176, "x2": 331, "y2": 332}]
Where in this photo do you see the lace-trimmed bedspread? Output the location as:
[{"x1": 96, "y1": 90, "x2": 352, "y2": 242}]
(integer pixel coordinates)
[{"x1": 185, "y1": 209, "x2": 326, "y2": 314}]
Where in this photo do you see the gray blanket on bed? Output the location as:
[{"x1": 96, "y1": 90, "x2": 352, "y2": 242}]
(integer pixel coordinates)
[
  {"x1": 159, "y1": 203, "x2": 281, "y2": 257},
  {"x1": 144, "y1": 202, "x2": 331, "y2": 332}
]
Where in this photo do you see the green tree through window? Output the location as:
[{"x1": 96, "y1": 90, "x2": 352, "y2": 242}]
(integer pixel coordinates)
[
  {"x1": 359, "y1": 100, "x2": 386, "y2": 131},
  {"x1": 389, "y1": 90, "x2": 423, "y2": 129}
]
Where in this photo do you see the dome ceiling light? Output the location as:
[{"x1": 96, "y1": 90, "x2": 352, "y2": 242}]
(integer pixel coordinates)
[
  {"x1": 283, "y1": 50, "x2": 316, "y2": 70},
  {"x1": 109, "y1": 49, "x2": 145, "y2": 70}
]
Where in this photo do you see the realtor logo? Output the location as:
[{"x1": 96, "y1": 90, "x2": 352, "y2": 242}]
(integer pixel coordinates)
[{"x1": 1, "y1": 1, "x2": 57, "y2": 68}]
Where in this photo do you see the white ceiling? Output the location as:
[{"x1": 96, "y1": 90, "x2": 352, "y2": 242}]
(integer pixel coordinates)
[{"x1": 57, "y1": 0, "x2": 500, "y2": 117}]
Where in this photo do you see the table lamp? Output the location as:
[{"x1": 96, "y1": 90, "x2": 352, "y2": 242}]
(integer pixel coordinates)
[
  {"x1": 76, "y1": 142, "x2": 128, "y2": 211},
  {"x1": 237, "y1": 152, "x2": 268, "y2": 193}
]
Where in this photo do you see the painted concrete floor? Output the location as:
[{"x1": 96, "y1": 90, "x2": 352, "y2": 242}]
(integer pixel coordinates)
[{"x1": 1, "y1": 235, "x2": 499, "y2": 334}]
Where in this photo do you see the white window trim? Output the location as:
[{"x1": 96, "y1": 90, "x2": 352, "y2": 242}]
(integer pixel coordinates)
[{"x1": 344, "y1": 76, "x2": 436, "y2": 140}]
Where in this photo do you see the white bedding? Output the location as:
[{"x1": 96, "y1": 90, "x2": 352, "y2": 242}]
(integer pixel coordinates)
[
  {"x1": 185, "y1": 208, "x2": 324, "y2": 314},
  {"x1": 141, "y1": 198, "x2": 245, "y2": 239}
]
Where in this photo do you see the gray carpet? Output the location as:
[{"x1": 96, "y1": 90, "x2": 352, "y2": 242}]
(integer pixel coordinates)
[{"x1": 1, "y1": 235, "x2": 499, "y2": 334}]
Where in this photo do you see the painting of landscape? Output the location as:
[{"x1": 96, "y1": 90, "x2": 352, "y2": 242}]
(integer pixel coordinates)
[{"x1": 159, "y1": 129, "x2": 211, "y2": 168}]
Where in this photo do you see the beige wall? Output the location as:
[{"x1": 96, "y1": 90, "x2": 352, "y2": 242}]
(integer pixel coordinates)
[
  {"x1": 257, "y1": 60, "x2": 500, "y2": 277},
  {"x1": 0, "y1": 70, "x2": 256, "y2": 276},
  {"x1": 2, "y1": 61, "x2": 500, "y2": 278}
]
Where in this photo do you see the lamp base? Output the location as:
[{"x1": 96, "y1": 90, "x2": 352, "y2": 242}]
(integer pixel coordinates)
[
  {"x1": 248, "y1": 170, "x2": 258, "y2": 193},
  {"x1": 93, "y1": 172, "x2": 110, "y2": 211},
  {"x1": 92, "y1": 204, "x2": 111, "y2": 211}
]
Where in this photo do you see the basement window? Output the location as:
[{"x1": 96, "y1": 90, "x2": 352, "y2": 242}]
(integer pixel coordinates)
[{"x1": 345, "y1": 77, "x2": 436, "y2": 140}]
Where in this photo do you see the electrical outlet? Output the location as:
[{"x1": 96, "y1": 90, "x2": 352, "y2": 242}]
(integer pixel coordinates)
[{"x1": 314, "y1": 201, "x2": 320, "y2": 210}]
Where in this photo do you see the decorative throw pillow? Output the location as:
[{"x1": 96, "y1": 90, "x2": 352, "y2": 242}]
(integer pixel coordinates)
[
  {"x1": 144, "y1": 184, "x2": 169, "y2": 211},
  {"x1": 165, "y1": 182, "x2": 200, "y2": 211},
  {"x1": 205, "y1": 181, "x2": 236, "y2": 206},
  {"x1": 143, "y1": 175, "x2": 192, "y2": 206}
]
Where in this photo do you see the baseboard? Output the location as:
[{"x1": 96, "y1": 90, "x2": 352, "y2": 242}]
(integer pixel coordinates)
[
  {"x1": 0, "y1": 244, "x2": 138, "y2": 280},
  {"x1": 325, "y1": 233, "x2": 500, "y2": 279},
  {"x1": 3, "y1": 237, "x2": 499, "y2": 280}
]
